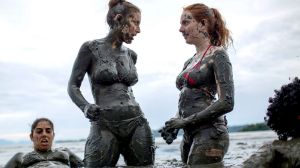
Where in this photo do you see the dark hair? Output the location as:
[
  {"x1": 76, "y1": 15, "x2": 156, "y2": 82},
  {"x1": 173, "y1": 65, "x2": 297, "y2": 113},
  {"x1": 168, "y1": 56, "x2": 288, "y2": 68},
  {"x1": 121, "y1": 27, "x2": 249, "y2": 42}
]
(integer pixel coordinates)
[
  {"x1": 106, "y1": 0, "x2": 140, "y2": 29},
  {"x1": 30, "y1": 118, "x2": 54, "y2": 135},
  {"x1": 265, "y1": 77, "x2": 300, "y2": 140},
  {"x1": 184, "y1": 3, "x2": 232, "y2": 48}
]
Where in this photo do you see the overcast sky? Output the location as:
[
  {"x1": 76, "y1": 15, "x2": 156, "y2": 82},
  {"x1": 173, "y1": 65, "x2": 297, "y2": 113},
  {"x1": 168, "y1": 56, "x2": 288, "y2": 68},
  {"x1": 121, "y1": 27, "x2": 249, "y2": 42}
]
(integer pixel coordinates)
[{"x1": 1, "y1": 0, "x2": 299, "y2": 141}]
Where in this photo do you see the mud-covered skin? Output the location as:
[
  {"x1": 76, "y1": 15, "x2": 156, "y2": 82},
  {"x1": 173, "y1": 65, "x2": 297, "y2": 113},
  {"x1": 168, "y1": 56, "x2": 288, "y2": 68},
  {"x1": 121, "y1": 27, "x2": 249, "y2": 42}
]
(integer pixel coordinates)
[
  {"x1": 67, "y1": 11, "x2": 154, "y2": 166},
  {"x1": 68, "y1": 39, "x2": 154, "y2": 166},
  {"x1": 165, "y1": 47, "x2": 234, "y2": 165},
  {"x1": 177, "y1": 48, "x2": 234, "y2": 125},
  {"x1": 68, "y1": 39, "x2": 139, "y2": 114},
  {"x1": 84, "y1": 115, "x2": 154, "y2": 167},
  {"x1": 181, "y1": 124, "x2": 229, "y2": 165},
  {"x1": 4, "y1": 148, "x2": 83, "y2": 168}
]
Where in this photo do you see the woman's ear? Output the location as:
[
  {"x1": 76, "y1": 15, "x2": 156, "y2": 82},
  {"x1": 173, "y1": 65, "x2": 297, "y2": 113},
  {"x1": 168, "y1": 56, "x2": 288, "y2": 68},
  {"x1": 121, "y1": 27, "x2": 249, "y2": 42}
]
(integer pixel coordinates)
[
  {"x1": 197, "y1": 19, "x2": 209, "y2": 32},
  {"x1": 113, "y1": 14, "x2": 123, "y2": 23},
  {"x1": 29, "y1": 133, "x2": 33, "y2": 141},
  {"x1": 199, "y1": 19, "x2": 208, "y2": 27}
]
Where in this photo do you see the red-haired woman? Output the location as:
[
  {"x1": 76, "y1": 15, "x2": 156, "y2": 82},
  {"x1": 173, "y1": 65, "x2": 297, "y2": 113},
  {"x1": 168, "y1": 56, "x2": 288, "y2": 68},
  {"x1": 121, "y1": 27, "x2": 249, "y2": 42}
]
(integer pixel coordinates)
[{"x1": 162, "y1": 3, "x2": 234, "y2": 166}]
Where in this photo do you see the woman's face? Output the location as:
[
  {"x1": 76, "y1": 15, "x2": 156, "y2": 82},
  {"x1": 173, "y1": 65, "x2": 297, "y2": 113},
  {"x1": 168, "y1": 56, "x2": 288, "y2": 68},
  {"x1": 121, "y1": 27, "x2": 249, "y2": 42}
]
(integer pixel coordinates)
[
  {"x1": 30, "y1": 121, "x2": 54, "y2": 152},
  {"x1": 179, "y1": 11, "x2": 204, "y2": 45},
  {"x1": 121, "y1": 12, "x2": 141, "y2": 44}
]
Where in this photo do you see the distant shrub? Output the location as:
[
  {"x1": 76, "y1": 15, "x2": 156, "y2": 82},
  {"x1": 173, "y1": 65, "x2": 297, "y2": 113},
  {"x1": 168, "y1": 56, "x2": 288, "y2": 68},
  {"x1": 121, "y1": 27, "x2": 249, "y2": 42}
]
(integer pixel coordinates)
[
  {"x1": 265, "y1": 77, "x2": 300, "y2": 140},
  {"x1": 239, "y1": 123, "x2": 270, "y2": 132}
]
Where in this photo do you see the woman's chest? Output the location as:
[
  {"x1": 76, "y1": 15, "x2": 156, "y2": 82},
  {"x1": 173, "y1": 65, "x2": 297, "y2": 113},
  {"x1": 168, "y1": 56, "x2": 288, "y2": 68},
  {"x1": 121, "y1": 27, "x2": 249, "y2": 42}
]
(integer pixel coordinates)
[
  {"x1": 177, "y1": 58, "x2": 215, "y2": 88},
  {"x1": 22, "y1": 151, "x2": 69, "y2": 167},
  {"x1": 90, "y1": 47, "x2": 137, "y2": 85}
]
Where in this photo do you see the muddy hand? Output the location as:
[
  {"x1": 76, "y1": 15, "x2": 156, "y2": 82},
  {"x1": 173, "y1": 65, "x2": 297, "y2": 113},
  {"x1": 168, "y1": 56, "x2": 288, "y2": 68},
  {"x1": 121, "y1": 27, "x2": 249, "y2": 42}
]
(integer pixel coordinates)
[
  {"x1": 159, "y1": 126, "x2": 179, "y2": 144},
  {"x1": 165, "y1": 118, "x2": 187, "y2": 129},
  {"x1": 83, "y1": 104, "x2": 102, "y2": 121}
]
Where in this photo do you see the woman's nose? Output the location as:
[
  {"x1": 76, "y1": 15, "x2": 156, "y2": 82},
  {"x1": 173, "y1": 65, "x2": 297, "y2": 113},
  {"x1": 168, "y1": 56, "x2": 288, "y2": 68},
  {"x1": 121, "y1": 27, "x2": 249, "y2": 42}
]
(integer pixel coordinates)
[{"x1": 179, "y1": 26, "x2": 184, "y2": 32}]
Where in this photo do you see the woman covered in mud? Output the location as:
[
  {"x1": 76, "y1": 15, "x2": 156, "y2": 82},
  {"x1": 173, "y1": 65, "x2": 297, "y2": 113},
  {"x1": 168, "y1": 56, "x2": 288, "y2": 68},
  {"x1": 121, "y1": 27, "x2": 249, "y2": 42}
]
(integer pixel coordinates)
[
  {"x1": 243, "y1": 77, "x2": 300, "y2": 168},
  {"x1": 4, "y1": 118, "x2": 83, "y2": 168},
  {"x1": 161, "y1": 3, "x2": 234, "y2": 166},
  {"x1": 67, "y1": 0, "x2": 154, "y2": 167}
]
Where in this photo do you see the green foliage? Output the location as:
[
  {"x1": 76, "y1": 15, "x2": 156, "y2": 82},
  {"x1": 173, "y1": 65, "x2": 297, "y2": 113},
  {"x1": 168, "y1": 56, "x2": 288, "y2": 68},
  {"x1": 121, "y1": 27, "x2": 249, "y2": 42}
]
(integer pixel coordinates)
[{"x1": 239, "y1": 123, "x2": 270, "y2": 132}]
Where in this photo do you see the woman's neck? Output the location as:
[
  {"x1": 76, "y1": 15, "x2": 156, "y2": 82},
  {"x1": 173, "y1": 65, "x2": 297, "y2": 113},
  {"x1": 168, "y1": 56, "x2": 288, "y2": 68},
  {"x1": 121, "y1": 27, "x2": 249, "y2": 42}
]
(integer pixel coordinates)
[
  {"x1": 195, "y1": 39, "x2": 211, "y2": 55},
  {"x1": 105, "y1": 30, "x2": 123, "y2": 49}
]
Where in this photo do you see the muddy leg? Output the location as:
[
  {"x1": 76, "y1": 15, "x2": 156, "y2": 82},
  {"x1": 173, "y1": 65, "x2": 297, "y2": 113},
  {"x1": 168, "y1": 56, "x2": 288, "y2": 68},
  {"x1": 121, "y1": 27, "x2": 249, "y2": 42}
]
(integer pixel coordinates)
[
  {"x1": 187, "y1": 126, "x2": 229, "y2": 165},
  {"x1": 84, "y1": 125, "x2": 120, "y2": 167},
  {"x1": 123, "y1": 122, "x2": 155, "y2": 166},
  {"x1": 181, "y1": 133, "x2": 192, "y2": 164}
]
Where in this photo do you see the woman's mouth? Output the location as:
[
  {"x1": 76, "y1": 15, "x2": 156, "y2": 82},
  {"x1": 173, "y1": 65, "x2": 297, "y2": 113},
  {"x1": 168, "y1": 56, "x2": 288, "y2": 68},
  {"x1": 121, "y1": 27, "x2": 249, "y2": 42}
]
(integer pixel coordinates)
[
  {"x1": 41, "y1": 139, "x2": 48, "y2": 145},
  {"x1": 182, "y1": 33, "x2": 189, "y2": 39}
]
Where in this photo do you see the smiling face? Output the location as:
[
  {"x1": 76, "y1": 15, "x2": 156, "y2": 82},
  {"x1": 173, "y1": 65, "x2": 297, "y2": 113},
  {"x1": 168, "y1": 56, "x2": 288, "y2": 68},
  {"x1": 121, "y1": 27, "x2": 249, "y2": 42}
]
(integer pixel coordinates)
[
  {"x1": 179, "y1": 11, "x2": 204, "y2": 45},
  {"x1": 30, "y1": 121, "x2": 54, "y2": 152},
  {"x1": 121, "y1": 12, "x2": 141, "y2": 44}
]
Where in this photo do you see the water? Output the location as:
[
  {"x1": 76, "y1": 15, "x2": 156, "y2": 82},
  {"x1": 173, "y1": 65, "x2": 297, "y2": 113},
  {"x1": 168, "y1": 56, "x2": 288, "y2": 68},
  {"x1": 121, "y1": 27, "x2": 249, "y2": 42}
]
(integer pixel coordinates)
[{"x1": 0, "y1": 130, "x2": 277, "y2": 168}]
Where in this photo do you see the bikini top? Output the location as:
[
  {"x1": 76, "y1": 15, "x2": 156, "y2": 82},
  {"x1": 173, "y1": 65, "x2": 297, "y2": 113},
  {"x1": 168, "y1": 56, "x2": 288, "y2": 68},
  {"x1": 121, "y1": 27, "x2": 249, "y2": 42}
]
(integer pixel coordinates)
[
  {"x1": 85, "y1": 39, "x2": 138, "y2": 86},
  {"x1": 176, "y1": 47, "x2": 229, "y2": 96}
]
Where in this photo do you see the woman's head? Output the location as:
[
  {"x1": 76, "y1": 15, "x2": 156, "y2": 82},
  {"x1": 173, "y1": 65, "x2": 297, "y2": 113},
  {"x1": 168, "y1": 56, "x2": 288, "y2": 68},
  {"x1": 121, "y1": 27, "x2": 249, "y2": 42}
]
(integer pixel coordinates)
[
  {"x1": 106, "y1": 0, "x2": 141, "y2": 44},
  {"x1": 179, "y1": 3, "x2": 231, "y2": 48},
  {"x1": 30, "y1": 118, "x2": 55, "y2": 152},
  {"x1": 265, "y1": 77, "x2": 300, "y2": 140}
]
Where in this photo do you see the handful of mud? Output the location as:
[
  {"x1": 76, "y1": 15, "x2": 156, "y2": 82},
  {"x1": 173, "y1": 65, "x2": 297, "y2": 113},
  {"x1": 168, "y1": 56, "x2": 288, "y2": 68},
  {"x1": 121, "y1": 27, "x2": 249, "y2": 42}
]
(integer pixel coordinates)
[{"x1": 159, "y1": 127, "x2": 179, "y2": 144}]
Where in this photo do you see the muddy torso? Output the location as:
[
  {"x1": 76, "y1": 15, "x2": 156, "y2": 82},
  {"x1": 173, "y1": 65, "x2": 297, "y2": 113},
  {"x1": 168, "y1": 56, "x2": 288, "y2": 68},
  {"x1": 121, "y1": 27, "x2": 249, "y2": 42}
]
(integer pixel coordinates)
[
  {"x1": 85, "y1": 39, "x2": 142, "y2": 120},
  {"x1": 88, "y1": 39, "x2": 138, "y2": 87},
  {"x1": 176, "y1": 49, "x2": 225, "y2": 118}
]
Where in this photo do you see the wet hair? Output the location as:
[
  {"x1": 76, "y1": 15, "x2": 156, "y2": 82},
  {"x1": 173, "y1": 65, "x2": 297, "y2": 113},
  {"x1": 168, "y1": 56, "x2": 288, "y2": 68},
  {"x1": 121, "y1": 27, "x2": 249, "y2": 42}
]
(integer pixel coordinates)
[
  {"x1": 107, "y1": 0, "x2": 140, "y2": 29},
  {"x1": 265, "y1": 77, "x2": 300, "y2": 140},
  {"x1": 30, "y1": 118, "x2": 54, "y2": 135},
  {"x1": 184, "y1": 3, "x2": 232, "y2": 48}
]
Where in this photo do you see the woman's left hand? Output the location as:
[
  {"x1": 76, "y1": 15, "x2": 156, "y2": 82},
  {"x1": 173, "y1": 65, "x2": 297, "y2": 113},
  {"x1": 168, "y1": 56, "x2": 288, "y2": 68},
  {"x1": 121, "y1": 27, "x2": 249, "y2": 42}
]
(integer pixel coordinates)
[{"x1": 165, "y1": 118, "x2": 187, "y2": 129}]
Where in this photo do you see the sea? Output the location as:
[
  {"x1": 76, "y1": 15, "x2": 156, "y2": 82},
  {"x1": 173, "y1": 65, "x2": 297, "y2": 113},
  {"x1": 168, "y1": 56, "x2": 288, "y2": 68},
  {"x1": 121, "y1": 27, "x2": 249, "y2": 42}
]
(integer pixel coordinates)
[{"x1": 0, "y1": 130, "x2": 277, "y2": 168}]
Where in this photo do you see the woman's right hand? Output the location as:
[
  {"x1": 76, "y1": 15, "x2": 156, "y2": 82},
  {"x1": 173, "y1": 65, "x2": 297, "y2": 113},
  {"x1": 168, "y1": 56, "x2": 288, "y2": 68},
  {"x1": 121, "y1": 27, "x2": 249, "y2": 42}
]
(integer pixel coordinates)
[
  {"x1": 83, "y1": 104, "x2": 102, "y2": 121},
  {"x1": 159, "y1": 127, "x2": 179, "y2": 144}
]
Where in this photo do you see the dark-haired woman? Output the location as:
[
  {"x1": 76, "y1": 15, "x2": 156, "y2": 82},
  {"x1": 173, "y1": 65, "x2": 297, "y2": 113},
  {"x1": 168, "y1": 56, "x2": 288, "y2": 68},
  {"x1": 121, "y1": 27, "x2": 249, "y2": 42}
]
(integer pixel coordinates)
[
  {"x1": 4, "y1": 118, "x2": 83, "y2": 168},
  {"x1": 67, "y1": 0, "x2": 154, "y2": 167},
  {"x1": 161, "y1": 3, "x2": 234, "y2": 166}
]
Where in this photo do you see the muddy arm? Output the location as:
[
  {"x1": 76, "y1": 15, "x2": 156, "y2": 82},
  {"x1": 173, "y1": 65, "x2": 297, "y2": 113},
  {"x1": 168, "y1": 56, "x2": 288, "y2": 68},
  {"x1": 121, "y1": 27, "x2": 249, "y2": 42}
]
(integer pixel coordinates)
[
  {"x1": 67, "y1": 41, "x2": 93, "y2": 112},
  {"x1": 184, "y1": 51, "x2": 234, "y2": 125},
  {"x1": 4, "y1": 152, "x2": 24, "y2": 168},
  {"x1": 65, "y1": 148, "x2": 84, "y2": 168}
]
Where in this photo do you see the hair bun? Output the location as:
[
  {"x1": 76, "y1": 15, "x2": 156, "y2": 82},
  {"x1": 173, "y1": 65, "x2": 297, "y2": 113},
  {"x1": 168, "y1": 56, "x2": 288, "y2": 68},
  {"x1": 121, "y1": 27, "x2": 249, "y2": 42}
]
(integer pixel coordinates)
[{"x1": 109, "y1": 0, "x2": 126, "y2": 9}]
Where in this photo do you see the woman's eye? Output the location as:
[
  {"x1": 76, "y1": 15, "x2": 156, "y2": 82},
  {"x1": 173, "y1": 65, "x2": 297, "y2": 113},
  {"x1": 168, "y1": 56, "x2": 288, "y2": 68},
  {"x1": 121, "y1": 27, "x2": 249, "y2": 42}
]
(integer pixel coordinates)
[
  {"x1": 35, "y1": 129, "x2": 43, "y2": 134},
  {"x1": 46, "y1": 129, "x2": 52, "y2": 133},
  {"x1": 181, "y1": 21, "x2": 188, "y2": 26}
]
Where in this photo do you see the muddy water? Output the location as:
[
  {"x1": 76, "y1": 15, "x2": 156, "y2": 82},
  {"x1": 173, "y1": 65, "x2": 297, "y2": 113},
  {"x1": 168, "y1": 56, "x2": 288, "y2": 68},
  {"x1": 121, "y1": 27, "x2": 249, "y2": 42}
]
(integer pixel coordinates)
[{"x1": 0, "y1": 130, "x2": 277, "y2": 168}]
